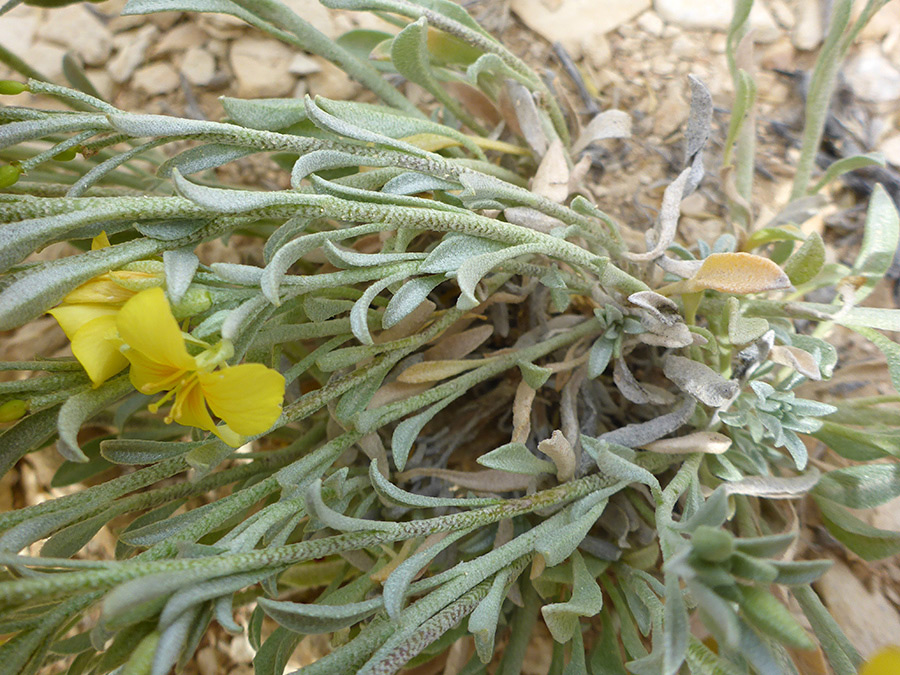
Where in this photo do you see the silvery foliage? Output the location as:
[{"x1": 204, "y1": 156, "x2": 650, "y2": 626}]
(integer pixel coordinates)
[{"x1": 0, "y1": 0, "x2": 899, "y2": 674}]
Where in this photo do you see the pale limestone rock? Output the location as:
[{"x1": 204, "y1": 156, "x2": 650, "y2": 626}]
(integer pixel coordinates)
[
  {"x1": 817, "y1": 559, "x2": 900, "y2": 660},
  {"x1": 767, "y1": 0, "x2": 794, "y2": 29},
  {"x1": 108, "y1": 24, "x2": 160, "y2": 83},
  {"x1": 510, "y1": 0, "x2": 651, "y2": 60},
  {"x1": 845, "y1": 45, "x2": 900, "y2": 102},
  {"x1": 229, "y1": 37, "x2": 296, "y2": 98},
  {"x1": 180, "y1": 46, "x2": 216, "y2": 87},
  {"x1": 288, "y1": 53, "x2": 322, "y2": 76},
  {"x1": 85, "y1": 68, "x2": 114, "y2": 101},
  {"x1": 761, "y1": 36, "x2": 796, "y2": 71},
  {"x1": 150, "y1": 23, "x2": 209, "y2": 57},
  {"x1": 792, "y1": 0, "x2": 823, "y2": 51},
  {"x1": 147, "y1": 12, "x2": 182, "y2": 30},
  {"x1": 108, "y1": 15, "x2": 146, "y2": 33},
  {"x1": 0, "y1": 5, "x2": 39, "y2": 56},
  {"x1": 671, "y1": 34, "x2": 695, "y2": 58},
  {"x1": 37, "y1": 5, "x2": 113, "y2": 66},
  {"x1": 584, "y1": 35, "x2": 611, "y2": 69},
  {"x1": 26, "y1": 43, "x2": 66, "y2": 83},
  {"x1": 859, "y1": 0, "x2": 900, "y2": 41},
  {"x1": 881, "y1": 134, "x2": 900, "y2": 167},
  {"x1": 653, "y1": 86, "x2": 688, "y2": 137},
  {"x1": 637, "y1": 10, "x2": 665, "y2": 37},
  {"x1": 654, "y1": 0, "x2": 780, "y2": 42},
  {"x1": 307, "y1": 58, "x2": 359, "y2": 100},
  {"x1": 133, "y1": 62, "x2": 180, "y2": 96},
  {"x1": 282, "y1": 0, "x2": 338, "y2": 37},
  {"x1": 198, "y1": 14, "x2": 246, "y2": 40}
]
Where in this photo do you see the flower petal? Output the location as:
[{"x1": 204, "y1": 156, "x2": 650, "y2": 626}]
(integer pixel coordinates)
[
  {"x1": 63, "y1": 277, "x2": 136, "y2": 305},
  {"x1": 91, "y1": 231, "x2": 111, "y2": 250},
  {"x1": 49, "y1": 304, "x2": 119, "y2": 340},
  {"x1": 69, "y1": 315, "x2": 129, "y2": 386},
  {"x1": 171, "y1": 380, "x2": 243, "y2": 447},
  {"x1": 861, "y1": 647, "x2": 900, "y2": 675},
  {"x1": 117, "y1": 287, "x2": 195, "y2": 371},
  {"x1": 123, "y1": 348, "x2": 184, "y2": 394},
  {"x1": 199, "y1": 364, "x2": 285, "y2": 435}
]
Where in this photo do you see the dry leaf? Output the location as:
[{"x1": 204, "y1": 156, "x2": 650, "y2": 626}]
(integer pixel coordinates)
[
  {"x1": 768, "y1": 345, "x2": 821, "y2": 381},
  {"x1": 506, "y1": 79, "x2": 548, "y2": 156},
  {"x1": 614, "y1": 358, "x2": 675, "y2": 405},
  {"x1": 687, "y1": 252, "x2": 791, "y2": 294},
  {"x1": 571, "y1": 109, "x2": 632, "y2": 155},
  {"x1": 663, "y1": 355, "x2": 739, "y2": 407},
  {"x1": 503, "y1": 206, "x2": 566, "y2": 233},
  {"x1": 377, "y1": 299, "x2": 436, "y2": 343},
  {"x1": 538, "y1": 430, "x2": 576, "y2": 482},
  {"x1": 626, "y1": 167, "x2": 691, "y2": 262},
  {"x1": 424, "y1": 324, "x2": 493, "y2": 361},
  {"x1": 367, "y1": 380, "x2": 431, "y2": 409},
  {"x1": 512, "y1": 380, "x2": 536, "y2": 443},
  {"x1": 531, "y1": 138, "x2": 570, "y2": 203},
  {"x1": 444, "y1": 81, "x2": 502, "y2": 126},
  {"x1": 397, "y1": 359, "x2": 484, "y2": 383},
  {"x1": 641, "y1": 431, "x2": 732, "y2": 455}
]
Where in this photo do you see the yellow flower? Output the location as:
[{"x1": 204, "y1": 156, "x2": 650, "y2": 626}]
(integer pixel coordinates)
[
  {"x1": 48, "y1": 232, "x2": 164, "y2": 387},
  {"x1": 116, "y1": 287, "x2": 285, "y2": 447},
  {"x1": 860, "y1": 646, "x2": 900, "y2": 675}
]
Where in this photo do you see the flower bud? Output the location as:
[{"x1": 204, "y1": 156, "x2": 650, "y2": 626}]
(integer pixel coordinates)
[
  {"x1": 0, "y1": 80, "x2": 28, "y2": 95},
  {"x1": 0, "y1": 400, "x2": 27, "y2": 423},
  {"x1": 53, "y1": 147, "x2": 78, "y2": 162},
  {"x1": 171, "y1": 287, "x2": 212, "y2": 318},
  {"x1": 0, "y1": 165, "x2": 22, "y2": 189}
]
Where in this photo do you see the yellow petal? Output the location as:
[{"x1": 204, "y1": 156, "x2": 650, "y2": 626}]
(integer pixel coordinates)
[
  {"x1": 70, "y1": 315, "x2": 129, "y2": 387},
  {"x1": 91, "y1": 231, "x2": 111, "y2": 250},
  {"x1": 687, "y1": 252, "x2": 791, "y2": 294},
  {"x1": 123, "y1": 347, "x2": 185, "y2": 394},
  {"x1": 860, "y1": 647, "x2": 900, "y2": 675},
  {"x1": 199, "y1": 364, "x2": 285, "y2": 435},
  {"x1": 63, "y1": 277, "x2": 136, "y2": 305},
  {"x1": 49, "y1": 304, "x2": 119, "y2": 340},
  {"x1": 170, "y1": 380, "x2": 243, "y2": 447},
  {"x1": 117, "y1": 287, "x2": 195, "y2": 372}
]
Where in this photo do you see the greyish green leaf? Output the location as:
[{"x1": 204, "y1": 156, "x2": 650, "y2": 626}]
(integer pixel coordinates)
[
  {"x1": 783, "y1": 231, "x2": 825, "y2": 286},
  {"x1": 541, "y1": 552, "x2": 604, "y2": 643},
  {"x1": 813, "y1": 464, "x2": 900, "y2": 509},
  {"x1": 476, "y1": 442, "x2": 555, "y2": 475},
  {"x1": 850, "y1": 183, "x2": 900, "y2": 303}
]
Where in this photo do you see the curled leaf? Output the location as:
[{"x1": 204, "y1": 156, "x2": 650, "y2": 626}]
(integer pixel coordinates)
[{"x1": 663, "y1": 355, "x2": 739, "y2": 407}]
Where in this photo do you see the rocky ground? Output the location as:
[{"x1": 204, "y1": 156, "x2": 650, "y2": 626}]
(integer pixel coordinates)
[{"x1": 1, "y1": 0, "x2": 900, "y2": 673}]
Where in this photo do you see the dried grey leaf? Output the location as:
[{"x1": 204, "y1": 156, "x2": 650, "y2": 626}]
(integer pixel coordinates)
[
  {"x1": 503, "y1": 207, "x2": 566, "y2": 233},
  {"x1": 597, "y1": 397, "x2": 696, "y2": 450},
  {"x1": 723, "y1": 469, "x2": 821, "y2": 499},
  {"x1": 768, "y1": 345, "x2": 821, "y2": 381},
  {"x1": 538, "y1": 430, "x2": 576, "y2": 482},
  {"x1": 655, "y1": 254, "x2": 704, "y2": 279},
  {"x1": 683, "y1": 75, "x2": 712, "y2": 195},
  {"x1": 638, "y1": 322, "x2": 694, "y2": 349},
  {"x1": 626, "y1": 167, "x2": 691, "y2": 262},
  {"x1": 531, "y1": 139, "x2": 570, "y2": 203},
  {"x1": 506, "y1": 80, "x2": 548, "y2": 157},
  {"x1": 628, "y1": 291, "x2": 681, "y2": 326},
  {"x1": 613, "y1": 358, "x2": 675, "y2": 406},
  {"x1": 571, "y1": 109, "x2": 632, "y2": 155},
  {"x1": 663, "y1": 355, "x2": 739, "y2": 407},
  {"x1": 641, "y1": 431, "x2": 732, "y2": 455}
]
